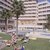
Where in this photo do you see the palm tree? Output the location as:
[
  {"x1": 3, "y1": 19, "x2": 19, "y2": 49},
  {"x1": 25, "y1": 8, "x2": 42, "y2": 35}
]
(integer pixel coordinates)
[
  {"x1": 1, "y1": 9, "x2": 12, "y2": 33},
  {"x1": 44, "y1": 14, "x2": 50, "y2": 29},
  {"x1": 12, "y1": 0, "x2": 25, "y2": 35}
]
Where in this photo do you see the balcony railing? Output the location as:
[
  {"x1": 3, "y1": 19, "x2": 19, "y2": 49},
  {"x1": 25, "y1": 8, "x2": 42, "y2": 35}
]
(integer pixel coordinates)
[
  {"x1": 0, "y1": 4, "x2": 11, "y2": 10},
  {"x1": 24, "y1": 1, "x2": 36, "y2": 4},
  {"x1": 37, "y1": 21, "x2": 47, "y2": 23},
  {"x1": 0, "y1": 0, "x2": 13, "y2": 8},
  {"x1": 20, "y1": 14, "x2": 37, "y2": 17}
]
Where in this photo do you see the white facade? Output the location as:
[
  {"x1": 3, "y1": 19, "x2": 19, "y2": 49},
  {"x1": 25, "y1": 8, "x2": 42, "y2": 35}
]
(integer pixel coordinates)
[
  {"x1": 37, "y1": 0, "x2": 50, "y2": 29},
  {"x1": 0, "y1": 0, "x2": 15, "y2": 30},
  {"x1": 0, "y1": 0, "x2": 50, "y2": 34},
  {"x1": 18, "y1": 0, "x2": 38, "y2": 33},
  {"x1": 18, "y1": 0, "x2": 50, "y2": 34},
  {"x1": 0, "y1": 0, "x2": 12, "y2": 11}
]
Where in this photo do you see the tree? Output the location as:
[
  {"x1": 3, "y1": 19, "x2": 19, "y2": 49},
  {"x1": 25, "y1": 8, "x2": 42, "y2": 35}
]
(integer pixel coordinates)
[
  {"x1": 1, "y1": 9, "x2": 12, "y2": 33},
  {"x1": 44, "y1": 14, "x2": 50, "y2": 29},
  {"x1": 12, "y1": 0, "x2": 25, "y2": 35}
]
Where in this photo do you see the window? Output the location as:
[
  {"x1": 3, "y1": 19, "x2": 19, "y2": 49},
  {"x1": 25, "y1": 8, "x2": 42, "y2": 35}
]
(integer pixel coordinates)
[
  {"x1": 43, "y1": 15, "x2": 46, "y2": 16},
  {"x1": 39, "y1": 19, "x2": 47, "y2": 21},
  {"x1": 47, "y1": 10, "x2": 50, "y2": 12},
  {"x1": 37, "y1": 23, "x2": 43, "y2": 25},
  {"x1": 47, "y1": 6, "x2": 50, "y2": 8}
]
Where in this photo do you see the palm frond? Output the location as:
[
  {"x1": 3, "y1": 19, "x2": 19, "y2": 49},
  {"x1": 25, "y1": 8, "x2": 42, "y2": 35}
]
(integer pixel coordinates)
[
  {"x1": 12, "y1": 0, "x2": 25, "y2": 18},
  {"x1": 1, "y1": 9, "x2": 12, "y2": 19}
]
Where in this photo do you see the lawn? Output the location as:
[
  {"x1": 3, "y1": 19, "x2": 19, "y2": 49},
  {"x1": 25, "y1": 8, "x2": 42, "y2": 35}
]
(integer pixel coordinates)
[
  {"x1": 2, "y1": 38, "x2": 50, "y2": 50},
  {"x1": 0, "y1": 33, "x2": 11, "y2": 40}
]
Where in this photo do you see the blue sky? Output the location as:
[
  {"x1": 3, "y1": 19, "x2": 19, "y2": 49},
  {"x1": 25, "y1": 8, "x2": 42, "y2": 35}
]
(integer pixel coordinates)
[
  {"x1": 38, "y1": 0, "x2": 45, "y2": 2},
  {"x1": 37, "y1": 0, "x2": 50, "y2": 2},
  {"x1": 48, "y1": 0, "x2": 50, "y2": 2}
]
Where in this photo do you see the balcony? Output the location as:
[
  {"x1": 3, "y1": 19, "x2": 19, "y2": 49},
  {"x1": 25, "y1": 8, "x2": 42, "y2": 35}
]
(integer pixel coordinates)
[
  {"x1": 38, "y1": 7, "x2": 50, "y2": 12},
  {"x1": 18, "y1": 25, "x2": 44, "y2": 29},
  {"x1": 18, "y1": 24, "x2": 36, "y2": 27},
  {"x1": 38, "y1": 12, "x2": 50, "y2": 15},
  {"x1": 24, "y1": 3, "x2": 37, "y2": 6},
  {"x1": 25, "y1": 11, "x2": 36, "y2": 13},
  {"x1": 18, "y1": 17, "x2": 37, "y2": 20},
  {"x1": 46, "y1": 8, "x2": 50, "y2": 11},
  {"x1": 24, "y1": 8, "x2": 37, "y2": 10},
  {"x1": 38, "y1": 5, "x2": 47, "y2": 8},
  {"x1": 20, "y1": 14, "x2": 37, "y2": 17},
  {"x1": 0, "y1": 4, "x2": 11, "y2": 10},
  {"x1": 37, "y1": 21, "x2": 47, "y2": 23},
  {"x1": 24, "y1": 4, "x2": 36, "y2": 7},
  {"x1": 24, "y1": 1, "x2": 36, "y2": 4},
  {"x1": 24, "y1": 6, "x2": 36, "y2": 9},
  {"x1": 0, "y1": 0, "x2": 13, "y2": 8},
  {"x1": 0, "y1": 22, "x2": 14, "y2": 26},
  {"x1": 7, "y1": 0, "x2": 13, "y2": 4},
  {"x1": 38, "y1": 17, "x2": 47, "y2": 19},
  {"x1": 38, "y1": 9, "x2": 47, "y2": 12},
  {"x1": 0, "y1": 19, "x2": 14, "y2": 26}
]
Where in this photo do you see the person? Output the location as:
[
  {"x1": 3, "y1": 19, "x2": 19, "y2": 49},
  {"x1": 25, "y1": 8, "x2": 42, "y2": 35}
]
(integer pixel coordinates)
[
  {"x1": 14, "y1": 46, "x2": 18, "y2": 50},
  {"x1": 21, "y1": 45, "x2": 25, "y2": 50}
]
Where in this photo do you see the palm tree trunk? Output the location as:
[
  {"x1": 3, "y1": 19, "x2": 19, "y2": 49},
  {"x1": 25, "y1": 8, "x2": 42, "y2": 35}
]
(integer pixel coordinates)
[
  {"x1": 16, "y1": 18, "x2": 18, "y2": 35},
  {"x1": 5, "y1": 17, "x2": 8, "y2": 34}
]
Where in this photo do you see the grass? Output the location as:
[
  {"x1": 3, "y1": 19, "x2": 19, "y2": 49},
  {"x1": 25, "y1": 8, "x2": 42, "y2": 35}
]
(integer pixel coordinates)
[
  {"x1": 2, "y1": 38, "x2": 50, "y2": 50},
  {"x1": 0, "y1": 33, "x2": 11, "y2": 40}
]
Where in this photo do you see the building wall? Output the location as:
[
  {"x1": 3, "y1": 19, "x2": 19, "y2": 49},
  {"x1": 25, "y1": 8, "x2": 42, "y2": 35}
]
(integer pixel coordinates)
[
  {"x1": 18, "y1": 0, "x2": 38, "y2": 32},
  {"x1": 37, "y1": 0, "x2": 50, "y2": 29},
  {"x1": 0, "y1": 0, "x2": 50, "y2": 33},
  {"x1": 18, "y1": 0, "x2": 50, "y2": 32},
  {"x1": 0, "y1": 0, "x2": 12, "y2": 11},
  {"x1": 0, "y1": 0, "x2": 14, "y2": 31}
]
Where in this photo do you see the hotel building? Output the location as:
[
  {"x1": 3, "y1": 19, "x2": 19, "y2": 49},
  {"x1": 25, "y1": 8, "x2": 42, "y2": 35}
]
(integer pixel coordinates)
[
  {"x1": 18, "y1": 0, "x2": 50, "y2": 34},
  {"x1": 37, "y1": 0, "x2": 50, "y2": 29},
  {"x1": 0, "y1": 0, "x2": 50, "y2": 34},
  {"x1": 0, "y1": 0, "x2": 15, "y2": 31},
  {"x1": 18, "y1": 0, "x2": 38, "y2": 34}
]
